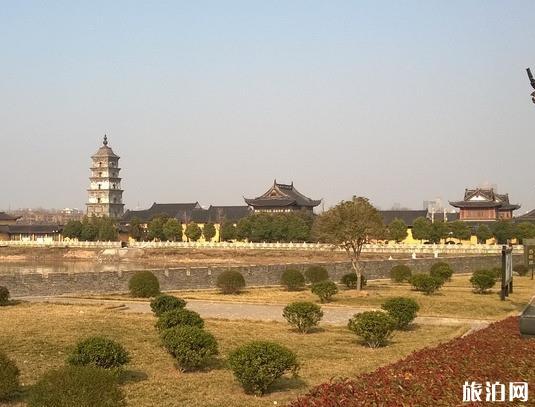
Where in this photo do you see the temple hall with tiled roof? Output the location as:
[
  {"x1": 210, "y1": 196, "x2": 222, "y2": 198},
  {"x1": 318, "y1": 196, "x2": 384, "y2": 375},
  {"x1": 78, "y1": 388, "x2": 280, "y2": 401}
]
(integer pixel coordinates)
[
  {"x1": 449, "y1": 188, "x2": 520, "y2": 221},
  {"x1": 244, "y1": 180, "x2": 321, "y2": 213}
]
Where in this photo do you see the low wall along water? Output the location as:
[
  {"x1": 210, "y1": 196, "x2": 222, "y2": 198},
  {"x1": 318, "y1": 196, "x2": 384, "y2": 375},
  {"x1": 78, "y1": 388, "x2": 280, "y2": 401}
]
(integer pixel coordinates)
[{"x1": 0, "y1": 255, "x2": 520, "y2": 297}]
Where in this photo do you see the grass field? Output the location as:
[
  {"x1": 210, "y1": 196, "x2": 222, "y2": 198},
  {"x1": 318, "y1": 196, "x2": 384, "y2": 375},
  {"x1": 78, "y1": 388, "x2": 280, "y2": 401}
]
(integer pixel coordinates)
[
  {"x1": 0, "y1": 302, "x2": 467, "y2": 407},
  {"x1": 175, "y1": 274, "x2": 535, "y2": 320},
  {"x1": 88, "y1": 274, "x2": 535, "y2": 320}
]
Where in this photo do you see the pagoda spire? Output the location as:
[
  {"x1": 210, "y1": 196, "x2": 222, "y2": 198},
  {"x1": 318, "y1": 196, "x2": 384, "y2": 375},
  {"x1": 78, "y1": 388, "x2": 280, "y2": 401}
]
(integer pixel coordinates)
[{"x1": 103, "y1": 134, "x2": 108, "y2": 146}]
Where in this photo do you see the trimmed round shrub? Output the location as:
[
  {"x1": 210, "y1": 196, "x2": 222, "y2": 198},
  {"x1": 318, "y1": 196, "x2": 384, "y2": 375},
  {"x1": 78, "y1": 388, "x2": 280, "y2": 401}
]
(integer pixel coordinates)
[
  {"x1": 340, "y1": 273, "x2": 367, "y2": 289},
  {"x1": 430, "y1": 262, "x2": 453, "y2": 282},
  {"x1": 347, "y1": 311, "x2": 396, "y2": 348},
  {"x1": 156, "y1": 308, "x2": 204, "y2": 331},
  {"x1": 513, "y1": 264, "x2": 529, "y2": 276},
  {"x1": 280, "y1": 269, "x2": 305, "y2": 291},
  {"x1": 128, "y1": 271, "x2": 160, "y2": 297},
  {"x1": 216, "y1": 270, "x2": 246, "y2": 294},
  {"x1": 0, "y1": 286, "x2": 9, "y2": 305},
  {"x1": 0, "y1": 352, "x2": 20, "y2": 400},
  {"x1": 470, "y1": 270, "x2": 497, "y2": 294},
  {"x1": 410, "y1": 274, "x2": 443, "y2": 295},
  {"x1": 390, "y1": 265, "x2": 412, "y2": 283},
  {"x1": 304, "y1": 265, "x2": 329, "y2": 284},
  {"x1": 381, "y1": 297, "x2": 420, "y2": 329},
  {"x1": 282, "y1": 302, "x2": 323, "y2": 333},
  {"x1": 228, "y1": 341, "x2": 299, "y2": 395},
  {"x1": 311, "y1": 280, "x2": 338, "y2": 303},
  {"x1": 67, "y1": 336, "x2": 130, "y2": 369},
  {"x1": 27, "y1": 365, "x2": 124, "y2": 407},
  {"x1": 160, "y1": 326, "x2": 218, "y2": 371},
  {"x1": 150, "y1": 295, "x2": 186, "y2": 316}
]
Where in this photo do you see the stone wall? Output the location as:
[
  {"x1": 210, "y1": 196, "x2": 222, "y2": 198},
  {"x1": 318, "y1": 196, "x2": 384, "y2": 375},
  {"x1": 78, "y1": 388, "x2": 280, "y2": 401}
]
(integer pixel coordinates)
[{"x1": 1, "y1": 255, "x2": 520, "y2": 297}]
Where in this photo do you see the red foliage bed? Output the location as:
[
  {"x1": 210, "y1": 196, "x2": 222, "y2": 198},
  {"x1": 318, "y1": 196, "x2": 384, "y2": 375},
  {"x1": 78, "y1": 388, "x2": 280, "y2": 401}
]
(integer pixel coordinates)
[{"x1": 290, "y1": 317, "x2": 534, "y2": 406}]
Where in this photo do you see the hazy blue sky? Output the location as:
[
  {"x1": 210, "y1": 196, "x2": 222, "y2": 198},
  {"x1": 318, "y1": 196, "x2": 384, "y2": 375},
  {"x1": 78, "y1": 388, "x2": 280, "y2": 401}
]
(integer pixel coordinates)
[{"x1": 2, "y1": 1, "x2": 535, "y2": 213}]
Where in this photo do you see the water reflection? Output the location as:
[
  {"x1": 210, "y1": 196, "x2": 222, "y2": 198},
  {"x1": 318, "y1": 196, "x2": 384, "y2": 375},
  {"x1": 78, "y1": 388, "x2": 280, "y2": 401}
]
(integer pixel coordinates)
[{"x1": 0, "y1": 262, "x2": 155, "y2": 275}]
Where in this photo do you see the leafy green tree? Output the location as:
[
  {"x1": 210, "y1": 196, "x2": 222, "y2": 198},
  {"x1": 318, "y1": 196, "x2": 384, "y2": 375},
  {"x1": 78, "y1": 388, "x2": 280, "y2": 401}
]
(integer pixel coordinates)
[
  {"x1": 313, "y1": 196, "x2": 384, "y2": 291},
  {"x1": 202, "y1": 223, "x2": 216, "y2": 242},
  {"x1": 128, "y1": 217, "x2": 145, "y2": 241},
  {"x1": 236, "y1": 217, "x2": 252, "y2": 241},
  {"x1": 491, "y1": 220, "x2": 514, "y2": 244},
  {"x1": 411, "y1": 217, "x2": 431, "y2": 242},
  {"x1": 427, "y1": 221, "x2": 446, "y2": 244},
  {"x1": 185, "y1": 222, "x2": 202, "y2": 242},
  {"x1": 220, "y1": 221, "x2": 237, "y2": 241},
  {"x1": 514, "y1": 221, "x2": 535, "y2": 244},
  {"x1": 63, "y1": 220, "x2": 83, "y2": 240},
  {"x1": 249, "y1": 213, "x2": 274, "y2": 242},
  {"x1": 163, "y1": 218, "x2": 182, "y2": 241},
  {"x1": 147, "y1": 217, "x2": 166, "y2": 241},
  {"x1": 97, "y1": 217, "x2": 117, "y2": 241},
  {"x1": 285, "y1": 213, "x2": 311, "y2": 242},
  {"x1": 388, "y1": 219, "x2": 408, "y2": 243},
  {"x1": 476, "y1": 224, "x2": 493, "y2": 244},
  {"x1": 447, "y1": 221, "x2": 471, "y2": 242},
  {"x1": 80, "y1": 217, "x2": 99, "y2": 241}
]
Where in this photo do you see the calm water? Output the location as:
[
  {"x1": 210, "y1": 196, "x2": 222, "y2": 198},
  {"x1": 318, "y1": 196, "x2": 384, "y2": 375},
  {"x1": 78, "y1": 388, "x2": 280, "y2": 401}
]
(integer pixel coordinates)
[{"x1": 0, "y1": 261, "x2": 155, "y2": 275}]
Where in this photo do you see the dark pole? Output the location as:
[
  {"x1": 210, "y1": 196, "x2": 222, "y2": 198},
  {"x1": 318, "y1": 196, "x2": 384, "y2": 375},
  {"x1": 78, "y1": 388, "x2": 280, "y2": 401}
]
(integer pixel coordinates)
[{"x1": 527, "y1": 68, "x2": 535, "y2": 104}]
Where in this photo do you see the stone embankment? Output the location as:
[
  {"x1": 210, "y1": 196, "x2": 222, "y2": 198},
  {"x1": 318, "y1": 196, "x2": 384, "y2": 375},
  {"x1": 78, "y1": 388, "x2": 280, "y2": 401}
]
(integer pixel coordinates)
[{"x1": 1, "y1": 254, "x2": 519, "y2": 297}]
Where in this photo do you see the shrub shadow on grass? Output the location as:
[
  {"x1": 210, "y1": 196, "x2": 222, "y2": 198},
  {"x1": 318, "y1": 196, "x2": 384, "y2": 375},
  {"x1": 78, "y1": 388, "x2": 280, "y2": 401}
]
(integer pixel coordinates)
[
  {"x1": 202, "y1": 357, "x2": 227, "y2": 372},
  {"x1": 117, "y1": 369, "x2": 148, "y2": 384},
  {"x1": 287, "y1": 326, "x2": 326, "y2": 334},
  {"x1": 403, "y1": 323, "x2": 421, "y2": 332},
  {"x1": 0, "y1": 300, "x2": 23, "y2": 307},
  {"x1": 268, "y1": 376, "x2": 307, "y2": 394}
]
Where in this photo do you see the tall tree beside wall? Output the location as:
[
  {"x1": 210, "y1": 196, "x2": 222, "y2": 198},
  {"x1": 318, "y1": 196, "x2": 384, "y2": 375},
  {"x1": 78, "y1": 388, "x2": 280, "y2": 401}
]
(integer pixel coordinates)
[
  {"x1": 284, "y1": 213, "x2": 311, "y2": 242},
  {"x1": 97, "y1": 217, "x2": 118, "y2": 241},
  {"x1": 427, "y1": 221, "x2": 447, "y2": 244},
  {"x1": 447, "y1": 221, "x2": 471, "y2": 242},
  {"x1": 313, "y1": 196, "x2": 384, "y2": 291},
  {"x1": 491, "y1": 221, "x2": 515, "y2": 245},
  {"x1": 411, "y1": 217, "x2": 431, "y2": 242},
  {"x1": 63, "y1": 220, "x2": 83, "y2": 240},
  {"x1": 235, "y1": 212, "x2": 313, "y2": 243},
  {"x1": 80, "y1": 217, "x2": 99, "y2": 241},
  {"x1": 514, "y1": 221, "x2": 535, "y2": 244},
  {"x1": 236, "y1": 217, "x2": 252, "y2": 241},
  {"x1": 476, "y1": 224, "x2": 493, "y2": 244},
  {"x1": 220, "y1": 221, "x2": 237, "y2": 241},
  {"x1": 129, "y1": 217, "x2": 145, "y2": 241},
  {"x1": 185, "y1": 222, "x2": 202, "y2": 242},
  {"x1": 387, "y1": 219, "x2": 408, "y2": 243},
  {"x1": 202, "y1": 223, "x2": 216, "y2": 242},
  {"x1": 163, "y1": 218, "x2": 182, "y2": 241},
  {"x1": 147, "y1": 217, "x2": 166, "y2": 241}
]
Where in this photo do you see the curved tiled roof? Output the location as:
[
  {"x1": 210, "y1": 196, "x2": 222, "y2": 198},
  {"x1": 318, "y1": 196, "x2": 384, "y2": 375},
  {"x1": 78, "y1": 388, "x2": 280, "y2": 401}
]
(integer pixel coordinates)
[
  {"x1": 0, "y1": 212, "x2": 20, "y2": 221},
  {"x1": 244, "y1": 181, "x2": 321, "y2": 208}
]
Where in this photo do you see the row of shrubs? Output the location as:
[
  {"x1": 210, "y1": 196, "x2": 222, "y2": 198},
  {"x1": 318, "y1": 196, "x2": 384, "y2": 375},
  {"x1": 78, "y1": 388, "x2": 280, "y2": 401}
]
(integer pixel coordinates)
[
  {"x1": 151, "y1": 294, "x2": 298, "y2": 395},
  {"x1": 389, "y1": 262, "x2": 454, "y2": 295},
  {"x1": 127, "y1": 260, "x2": 518, "y2": 304},
  {"x1": 282, "y1": 296, "x2": 420, "y2": 348},
  {"x1": 391, "y1": 261, "x2": 530, "y2": 295}
]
